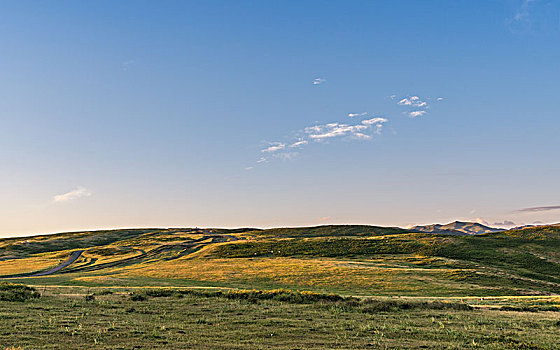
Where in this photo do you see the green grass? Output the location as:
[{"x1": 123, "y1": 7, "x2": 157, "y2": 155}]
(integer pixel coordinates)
[
  {"x1": 1, "y1": 287, "x2": 559, "y2": 349},
  {"x1": 209, "y1": 226, "x2": 560, "y2": 295},
  {"x1": 2, "y1": 225, "x2": 560, "y2": 296},
  {"x1": 1, "y1": 225, "x2": 560, "y2": 348},
  {"x1": 245, "y1": 225, "x2": 408, "y2": 238}
]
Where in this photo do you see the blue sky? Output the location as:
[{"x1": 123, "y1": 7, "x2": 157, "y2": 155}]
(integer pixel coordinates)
[{"x1": 1, "y1": 0, "x2": 559, "y2": 237}]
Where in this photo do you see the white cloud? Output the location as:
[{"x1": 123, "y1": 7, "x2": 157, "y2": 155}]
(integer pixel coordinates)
[
  {"x1": 312, "y1": 78, "x2": 326, "y2": 85},
  {"x1": 306, "y1": 123, "x2": 368, "y2": 139},
  {"x1": 436, "y1": 97, "x2": 444, "y2": 101},
  {"x1": 398, "y1": 96, "x2": 428, "y2": 108},
  {"x1": 252, "y1": 114, "x2": 389, "y2": 166},
  {"x1": 289, "y1": 140, "x2": 308, "y2": 148},
  {"x1": 305, "y1": 117, "x2": 388, "y2": 140},
  {"x1": 245, "y1": 166, "x2": 254, "y2": 171},
  {"x1": 261, "y1": 143, "x2": 286, "y2": 153},
  {"x1": 348, "y1": 112, "x2": 367, "y2": 118},
  {"x1": 353, "y1": 133, "x2": 371, "y2": 139},
  {"x1": 408, "y1": 111, "x2": 426, "y2": 118},
  {"x1": 398, "y1": 98, "x2": 412, "y2": 106},
  {"x1": 53, "y1": 187, "x2": 92, "y2": 203},
  {"x1": 361, "y1": 117, "x2": 388, "y2": 125}
]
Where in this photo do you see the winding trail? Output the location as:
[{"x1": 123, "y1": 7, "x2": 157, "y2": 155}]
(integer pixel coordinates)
[
  {"x1": 2, "y1": 231, "x2": 241, "y2": 278},
  {"x1": 28, "y1": 250, "x2": 85, "y2": 277}
]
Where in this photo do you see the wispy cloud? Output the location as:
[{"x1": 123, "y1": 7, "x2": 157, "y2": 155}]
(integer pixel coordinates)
[
  {"x1": 261, "y1": 142, "x2": 286, "y2": 153},
  {"x1": 436, "y1": 97, "x2": 444, "y2": 101},
  {"x1": 305, "y1": 117, "x2": 387, "y2": 140},
  {"x1": 408, "y1": 111, "x2": 426, "y2": 118},
  {"x1": 289, "y1": 140, "x2": 308, "y2": 148},
  {"x1": 312, "y1": 78, "x2": 326, "y2": 85},
  {"x1": 507, "y1": 0, "x2": 543, "y2": 32},
  {"x1": 361, "y1": 117, "x2": 388, "y2": 125},
  {"x1": 398, "y1": 96, "x2": 427, "y2": 108},
  {"x1": 306, "y1": 123, "x2": 368, "y2": 140},
  {"x1": 511, "y1": 0, "x2": 536, "y2": 22},
  {"x1": 251, "y1": 93, "x2": 437, "y2": 168},
  {"x1": 517, "y1": 205, "x2": 560, "y2": 212},
  {"x1": 121, "y1": 60, "x2": 135, "y2": 71},
  {"x1": 252, "y1": 115, "x2": 388, "y2": 166},
  {"x1": 348, "y1": 112, "x2": 367, "y2": 118},
  {"x1": 53, "y1": 187, "x2": 92, "y2": 203},
  {"x1": 362, "y1": 117, "x2": 388, "y2": 134}
]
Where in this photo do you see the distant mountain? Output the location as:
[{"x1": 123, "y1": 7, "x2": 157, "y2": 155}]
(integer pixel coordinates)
[
  {"x1": 509, "y1": 223, "x2": 560, "y2": 231},
  {"x1": 410, "y1": 221, "x2": 504, "y2": 235}
]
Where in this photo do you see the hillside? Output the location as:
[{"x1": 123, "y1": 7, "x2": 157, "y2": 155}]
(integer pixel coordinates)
[{"x1": 1, "y1": 225, "x2": 559, "y2": 296}]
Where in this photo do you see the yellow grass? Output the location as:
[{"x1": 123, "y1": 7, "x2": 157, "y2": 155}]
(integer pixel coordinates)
[
  {"x1": 0, "y1": 254, "x2": 62, "y2": 275},
  {"x1": 116, "y1": 256, "x2": 483, "y2": 294}
]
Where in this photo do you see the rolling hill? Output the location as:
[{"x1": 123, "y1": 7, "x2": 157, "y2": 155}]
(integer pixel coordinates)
[{"x1": 1, "y1": 224, "x2": 559, "y2": 296}]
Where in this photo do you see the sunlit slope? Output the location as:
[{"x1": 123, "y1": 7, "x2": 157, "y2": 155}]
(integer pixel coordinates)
[{"x1": 1, "y1": 225, "x2": 559, "y2": 296}]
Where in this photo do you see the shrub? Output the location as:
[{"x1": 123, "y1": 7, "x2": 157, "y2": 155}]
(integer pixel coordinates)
[
  {"x1": 129, "y1": 292, "x2": 147, "y2": 301},
  {"x1": 132, "y1": 288, "x2": 346, "y2": 304},
  {"x1": 0, "y1": 282, "x2": 40, "y2": 302},
  {"x1": 93, "y1": 290, "x2": 113, "y2": 296},
  {"x1": 501, "y1": 305, "x2": 560, "y2": 312}
]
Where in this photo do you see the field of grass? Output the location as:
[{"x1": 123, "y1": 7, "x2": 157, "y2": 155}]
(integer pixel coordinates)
[
  {"x1": 1, "y1": 225, "x2": 560, "y2": 348},
  {"x1": 1, "y1": 284, "x2": 560, "y2": 349},
  {"x1": 1, "y1": 225, "x2": 559, "y2": 296}
]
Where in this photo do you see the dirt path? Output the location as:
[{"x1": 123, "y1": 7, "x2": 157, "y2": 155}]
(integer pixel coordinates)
[
  {"x1": 28, "y1": 250, "x2": 85, "y2": 277},
  {"x1": 3, "y1": 233, "x2": 241, "y2": 278}
]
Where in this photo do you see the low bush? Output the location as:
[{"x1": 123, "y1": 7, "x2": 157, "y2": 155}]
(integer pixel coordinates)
[
  {"x1": 129, "y1": 292, "x2": 147, "y2": 301},
  {"x1": 500, "y1": 305, "x2": 560, "y2": 312},
  {"x1": 133, "y1": 288, "x2": 345, "y2": 303},
  {"x1": 359, "y1": 299, "x2": 472, "y2": 313},
  {"x1": 0, "y1": 282, "x2": 40, "y2": 302},
  {"x1": 128, "y1": 288, "x2": 472, "y2": 311}
]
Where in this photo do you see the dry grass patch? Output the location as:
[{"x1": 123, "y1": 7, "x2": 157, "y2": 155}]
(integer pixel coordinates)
[{"x1": 117, "y1": 256, "x2": 485, "y2": 295}]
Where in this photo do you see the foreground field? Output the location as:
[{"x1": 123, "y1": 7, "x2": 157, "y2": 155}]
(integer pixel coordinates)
[{"x1": 1, "y1": 285, "x2": 560, "y2": 349}]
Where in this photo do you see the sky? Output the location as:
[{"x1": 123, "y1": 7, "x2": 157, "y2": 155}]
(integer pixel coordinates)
[{"x1": 1, "y1": 0, "x2": 560, "y2": 237}]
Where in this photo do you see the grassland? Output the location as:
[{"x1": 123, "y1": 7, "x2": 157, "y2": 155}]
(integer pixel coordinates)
[
  {"x1": 1, "y1": 225, "x2": 560, "y2": 348},
  {"x1": 1, "y1": 225, "x2": 560, "y2": 296},
  {"x1": 1, "y1": 284, "x2": 560, "y2": 349}
]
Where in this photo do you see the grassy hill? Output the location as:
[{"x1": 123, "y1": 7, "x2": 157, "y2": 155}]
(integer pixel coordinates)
[
  {"x1": 2, "y1": 225, "x2": 560, "y2": 349},
  {"x1": 1, "y1": 225, "x2": 559, "y2": 296}
]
